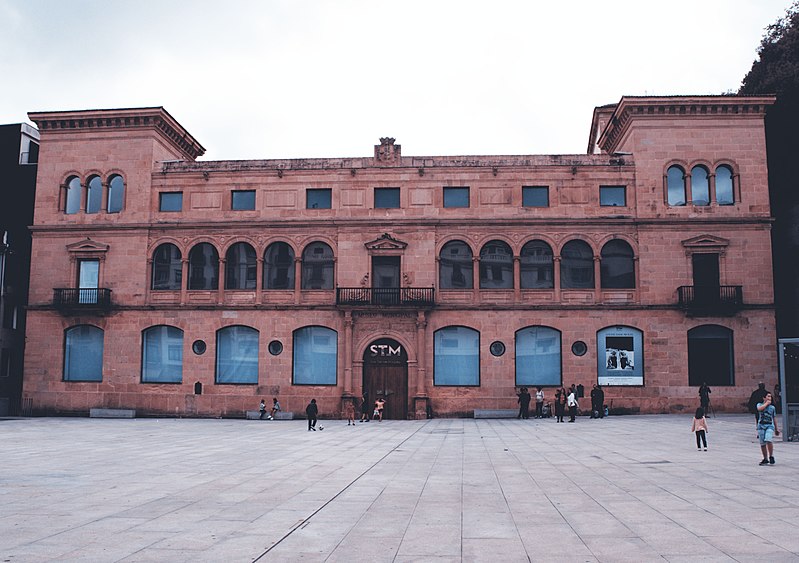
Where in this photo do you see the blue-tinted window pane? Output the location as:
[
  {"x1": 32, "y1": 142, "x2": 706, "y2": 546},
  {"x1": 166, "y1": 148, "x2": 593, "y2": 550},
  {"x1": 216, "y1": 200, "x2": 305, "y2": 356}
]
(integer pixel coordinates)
[
  {"x1": 142, "y1": 326, "x2": 183, "y2": 383},
  {"x1": 375, "y1": 187, "x2": 400, "y2": 209},
  {"x1": 522, "y1": 186, "x2": 549, "y2": 207},
  {"x1": 293, "y1": 326, "x2": 337, "y2": 385},
  {"x1": 232, "y1": 190, "x2": 256, "y2": 210},
  {"x1": 667, "y1": 166, "x2": 686, "y2": 206},
  {"x1": 264, "y1": 242, "x2": 295, "y2": 289},
  {"x1": 520, "y1": 240, "x2": 554, "y2": 289},
  {"x1": 108, "y1": 175, "x2": 124, "y2": 213},
  {"x1": 691, "y1": 167, "x2": 709, "y2": 206},
  {"x1": 65, "y1": 177, "x2": 81, "y2": 214},
  {"x1": 443, "y1": 187, "x2": 470, "y2": 208},
  {"x1": 87, "y1": 176, "x2": 103, "y2": 214},
  {"x1": 64, "y1": 325, "x2": 103, "y2": 381},
  {"x1": 434, "y1": 326, "x2": 479, "y2": 386},
  {"x1": 479, "y1": 240, "x2": 513, "y2": 289},
  {"x1": 216, "y1": 326, "x2": 259, "y2": 384},
  {"x1": 599, "y1": 186, "x2": 626, "y2": 207},
  {"x1": 307, "y1": 189, "x2": 332, "y2": 209},
  {"x1": 301, "y1": 242, "x2": 334, "y2": 289},
  {"x1": 716, "y1": 166, "x2": 734, "y2": 205},
  {"x1": 439, "y1": 241, "x2": 473, "y2": 289},
  {"x1": 151, "y1": 244, "x2": 182, "y2": 290},
  {"x1": 225, "y1": 243, "x2": 257, "y2": 289},
  {"x1": 159, "y1": 192, "x2": 183, "y2": 212},
  {"x1": 515, "y1": 326, "x2": 561, "y2": 386}
]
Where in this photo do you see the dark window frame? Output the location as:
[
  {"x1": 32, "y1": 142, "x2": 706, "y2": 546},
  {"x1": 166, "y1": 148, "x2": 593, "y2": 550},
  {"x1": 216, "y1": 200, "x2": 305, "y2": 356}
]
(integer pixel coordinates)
[
  {"x1": 159, "y1": 192, "x2": 183, "y2": 212},
  {"x1": 306, "y1": 188, "x2": 332, "y2": 209},
  {"x1": 231, "y1": 190, "x2": 256, "y2": 211},
  {"x1": 522, "y1": 186, "x2": 549, "y2": 208},
  {"x1": 443, "y1": 186, "x2": 470, "y2": 208},
  {"x1": 599, "y1": 185, "x2": 626, "y2": 207}
]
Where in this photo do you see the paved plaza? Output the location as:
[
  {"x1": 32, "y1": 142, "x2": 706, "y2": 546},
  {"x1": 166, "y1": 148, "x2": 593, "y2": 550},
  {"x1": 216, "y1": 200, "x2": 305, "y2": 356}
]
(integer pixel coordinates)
[{"x1": 0, "y1": 413, "x2": 797, "y2": 562}]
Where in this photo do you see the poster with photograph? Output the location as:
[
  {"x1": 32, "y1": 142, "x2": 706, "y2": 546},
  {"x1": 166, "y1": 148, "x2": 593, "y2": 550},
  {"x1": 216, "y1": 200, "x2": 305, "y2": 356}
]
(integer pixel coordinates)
[{"x1": 597, "y1": 327, "x2": 643, "y2": 385}]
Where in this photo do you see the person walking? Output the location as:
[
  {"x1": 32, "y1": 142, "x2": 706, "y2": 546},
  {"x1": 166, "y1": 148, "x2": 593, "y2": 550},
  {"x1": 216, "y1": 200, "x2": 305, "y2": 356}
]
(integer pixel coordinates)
[
  {"x1": 306, "y1": 398, "x2": 318, "y2": 431},
  {"x1": 375, "y1": 397, "x2": 386, "y2": 421},
  {"x1": 691, "y1": 407, "x2": 709, "y2": 451},
  {"x1": 567, "y1": 388, "x2": 578, "y2": 422},
  {"x1": 268, "y1": 397, "x2": 281, "y2": 420},
  {"x1": 258, "y1": 399, "x2": 267, "y2": 420},
  {"x1": 517, "y1": 387, "x2": 531, "y2": 420},
  {"x1": 757, "y1": 392, "x2": 780, "y2": 465},
  {"x1": 360, "y1": 392, "x2": 371, "y2": 422},
  {"x1": 534, "y1": 387, "x2": 544, "y2": 419},
  {"x1": 699, "y1": 382, "x2": 711, "y2": 413},
  {"x1": 555, "y1": 387, "x2": 567, "y2": 423},
  {"x1": 345, "y1": 397, "x2": 356, "y2": 426}
]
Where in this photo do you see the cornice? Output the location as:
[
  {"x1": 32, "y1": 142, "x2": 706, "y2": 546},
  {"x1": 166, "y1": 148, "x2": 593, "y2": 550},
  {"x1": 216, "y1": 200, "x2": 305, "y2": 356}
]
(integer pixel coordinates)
[{"x1": 27, "y1": 107, "x2": 205, "y2": 160}]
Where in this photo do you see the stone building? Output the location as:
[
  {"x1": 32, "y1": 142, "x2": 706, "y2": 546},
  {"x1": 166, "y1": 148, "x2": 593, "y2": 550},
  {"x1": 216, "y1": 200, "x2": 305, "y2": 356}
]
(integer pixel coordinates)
[{"x1": 22, "y1": 96, "x2": 777, "y2": 418}]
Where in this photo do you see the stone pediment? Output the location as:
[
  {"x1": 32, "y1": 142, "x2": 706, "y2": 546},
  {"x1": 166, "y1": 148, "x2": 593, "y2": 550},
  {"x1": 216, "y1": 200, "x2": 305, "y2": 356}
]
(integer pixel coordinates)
[
  {"x1": 364, "y1": 233, "x2": 408, "y2": 252},
  {"x1": 681, "y1": 234, "x2": 729, "y2": 250},
  {"x1": 66, "y1": 238, "x2": 110, "y2": 253}
]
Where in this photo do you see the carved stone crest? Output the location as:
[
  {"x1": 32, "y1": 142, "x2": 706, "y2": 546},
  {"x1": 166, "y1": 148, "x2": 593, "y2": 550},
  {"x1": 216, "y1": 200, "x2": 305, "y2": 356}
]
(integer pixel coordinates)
[{"x1": 374, "y1": 137, "x2": 401, "y2": 165}]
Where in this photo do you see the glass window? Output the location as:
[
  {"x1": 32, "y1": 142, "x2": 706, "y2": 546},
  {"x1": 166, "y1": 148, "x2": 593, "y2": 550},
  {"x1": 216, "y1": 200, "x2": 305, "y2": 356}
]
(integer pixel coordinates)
[
  {"x1": 65, "y1": 176, "x2": 81, "y2": 214},
  {"x1": 293, "y1": 326, "x2": 337, "y2": 385},
  {"x1": 522, "y1": 186, "x2": 549, "y2": 207},
  {"x1": 86, "y1": 175, "x2": 103, "y2": 214},
  {"x1": 688, "y1": 325, "x2": 734, "y2": 386},
  {"x1": 560, "y1": 240, "x2": 594, "y2": 289},
  {"x1": 307, "y1": 188, "x2": 332, "y2": 209},
  {"x1": 375, "y1": 187, "x2": 400, "y2": 209},
  {"x1": 600, "y1": 185, "x2": 626, "y2": 207},
  {"x1": 597, "y1": 326, "x2": 644, "y2": 386},
  {"x1": 443, "y1": 186, "x2": 470, "y2": 208},
  {"x1": 264, "y1": 242, "x2": 295, "y2": 290},
  {"x1": 188, "y1": 243, "x2": 219, "y2": 290},
  {"x1": 108, "y1": 175, "x2": 124, "y2": 213},
  {"x1": 520, "y1": 240, "x2": 554, "y2": 289},
  {"x1": 151, "y1": 243, "x2": 182, "y2": 290},
  {"x1": 142, "y1": 326, "x2": 183, "y2": 383},
  {"x1": 216, "y1": 325, "x2": 259, "y2": 384},
  {"x1": 600, "y1": 240, "x2": 635, "y2": 289},
  {"x1": 301, "y1": 242, "x2": 334, "y2": 290},
  {"x1": 439, "y1": 240, "x2": 473, "y2": 289},
  {"x1": 434, "y1": 326, "x2": 479, "y2": 386},
  {"x1": 515, "y1": 326, "x2": 561, "y2": 386},
  {"x1": 715, "y1": 165, "x2": 734, "y2": 205},
  {"x1": 479, "y1": 240, "x2": 513, "y2": 289},
  {"x1": 225, "y1": 242, "x2": 257, "y2": 290},
  {"x1": 78, "y1": 260, "x2": 100, "y2": 304},
  {"x1": 159, "y1": 192, "x2": 183, "y2": 212},
  {"x1": 232, "y1": 190, "x2": 256, "y2": 210},
  {"x1": 691, "y1": 166, "x2": 710, "y2": 206},
  {"x1": 64, "y1": 325, "x2": 103, "y2": 381},
  {"x1": 667, "y1": 165, "x2": 686, "y2": 206}
]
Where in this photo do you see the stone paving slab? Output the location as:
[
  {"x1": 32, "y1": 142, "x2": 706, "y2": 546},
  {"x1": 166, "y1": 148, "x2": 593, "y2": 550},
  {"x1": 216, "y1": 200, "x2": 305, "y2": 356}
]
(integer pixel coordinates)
[{"x1": 0, "y1": 414, "x2": 796, "y2": 562}]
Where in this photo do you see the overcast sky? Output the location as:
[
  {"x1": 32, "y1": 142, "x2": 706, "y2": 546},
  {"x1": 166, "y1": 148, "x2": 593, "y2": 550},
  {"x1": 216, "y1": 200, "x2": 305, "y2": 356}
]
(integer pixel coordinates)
[{"x1": 0, "y1": 0, "x2": 792, "y2": 160}]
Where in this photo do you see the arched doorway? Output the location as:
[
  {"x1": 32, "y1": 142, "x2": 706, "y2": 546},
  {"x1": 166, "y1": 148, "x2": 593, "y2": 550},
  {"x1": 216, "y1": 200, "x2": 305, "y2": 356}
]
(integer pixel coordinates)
[{"x1": 362, "y1": 338, "x2": 408, "y2": 420}]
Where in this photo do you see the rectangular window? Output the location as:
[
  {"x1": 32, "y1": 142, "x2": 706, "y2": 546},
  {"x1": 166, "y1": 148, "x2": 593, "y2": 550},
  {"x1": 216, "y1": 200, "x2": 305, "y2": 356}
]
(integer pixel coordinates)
[
  {"x1": 374, "y1": 187, "x2": 400, "y2": 209},
  {"x1": 443, "y1": 186, "x2": 470, "y2": 208},
  {"x1": 599, "y1": 185, "x2": 626, "y2": 207},
  {"x1": 159, "y1": 192, "x2": 183, "y2": 212},
  {"x1": 231, "y1": 190, "x2": 256, "y2": 210},
  {"x1": 0, "y1": 349, "x2": 11, "y2": 378},
  {"x1": 522, "y1": 186, "x2": 549, "y2": 207},
  {"x1": 307, "y1": 188, "x2": 332, "y2": 209}
]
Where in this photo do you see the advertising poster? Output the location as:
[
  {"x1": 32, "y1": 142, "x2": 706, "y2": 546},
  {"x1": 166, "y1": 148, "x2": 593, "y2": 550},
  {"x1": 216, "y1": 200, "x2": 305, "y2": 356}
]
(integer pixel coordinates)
[{"x1": 597, "y1": 327, "x2": 643, "y2": 385}]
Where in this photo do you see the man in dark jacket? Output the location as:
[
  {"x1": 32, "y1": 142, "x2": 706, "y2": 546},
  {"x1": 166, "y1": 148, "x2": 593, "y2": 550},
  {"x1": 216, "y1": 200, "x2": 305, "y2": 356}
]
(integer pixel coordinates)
[
  {"x1": 748, "y1": 383, "x2": 768, "y2": 424},
  {"x1": 306, "y1": 399, "x2": 318, "y2": 431}
]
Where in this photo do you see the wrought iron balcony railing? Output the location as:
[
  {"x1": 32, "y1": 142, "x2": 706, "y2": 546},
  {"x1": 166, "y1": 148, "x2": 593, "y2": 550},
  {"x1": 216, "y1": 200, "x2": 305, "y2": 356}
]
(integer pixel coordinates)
[
  {"x1": 337, "y1": 287, "x2": 435, "y2": 307},
  {"x1": 53, "y1": 288, "x2": 113, "y2": 310},
  {"x1": 677, "y1": 285, "x2": 742, "y2": 316}
]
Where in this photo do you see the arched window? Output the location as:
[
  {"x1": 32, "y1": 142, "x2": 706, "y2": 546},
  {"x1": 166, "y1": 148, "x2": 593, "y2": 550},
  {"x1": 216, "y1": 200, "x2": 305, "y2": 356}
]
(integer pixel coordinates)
[
  {"x1": 439, "y1": 240, "x2": 473, "y2": 289},
  {"x1": 65, "y1": 176, "x2": 81, "y2": 214},
  {"x1": 667, "y1": 165, "x2": 686, "y2": 206},
  {"x1": 688, "y1": 325, "x2": 734, "y2": 386},
  {"x1": 264, "y1": 242, "x2": 295, "y2": 290},
  {"x1": 691, "y1": 166, "x2": 710, "y2": 206},
  {"x1": 479, "y1": 240, "x2": 513, "y2": 289},
  {"x1": 600, "y1": 239, "x2": 635, "y2": 289},
  {"x1": 225, "y1": 242, "x2": 257, "y2": 290},
  {"x1": 108, "y1": 174, "x2": 124, "y2": 213},
  {"x1": 64, "y1": 325, "x2": 103, "y2": 381},
  {"x1": 520, "y1": 240, "x2": 554, "y2": 289},
  {"x1": 301, "y1": 242, "x2": 334, "y2": 290},
  {"x1": 151, "y1": 243, "x2": 182, "y2": 290},
  {"x1": 142, "y1": 325, "x2": 183, "y2": 383},
  {"x1": 560, "y1": 240, "x2": 594, "y2": 289},
  {"x1": 86, "y1": 175, "x2": 103, "y2": 214},
  {"x1": 293, "y1": 326, "x2": 337, "y2": 385},
  {"x1": 188, "y1": 243, "x2": 219, "y2": 290},
  {"x1": 715, "y1": 165, "x2": 734, "y2": 205},
  {"x1": 216, "y1": 325, "x2": 259, "y2": 384},
  {"x1": 434, "y1": 326, "x2": 479, "y2": 386},
  {"x1": 515, "y1": 326, "x2": 561, "y2": 386}
]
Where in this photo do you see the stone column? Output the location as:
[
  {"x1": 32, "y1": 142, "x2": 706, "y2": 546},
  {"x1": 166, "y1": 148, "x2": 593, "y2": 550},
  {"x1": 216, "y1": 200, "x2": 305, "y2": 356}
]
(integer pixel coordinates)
[
  {"x1": 256, "y1": 257, "x2": 264, "y2": 304},
  {"x1": 594, "y1": 255, "x2": 601, "y2": 303},
  {"x1": 180, "y1": 258, "x2": 188, "y2": 305},
  {"x1": 413, "y1": 311, "x2": 429, "y2": 419},
  {"x1": 217, "y1": 258, "x2": 226, "y2": 304},
  {"x1": 553, "y1": 256, "x2": 561, "y2": 301},
  {"x1": 343, "y1": 311, "x2": 353, "y2": 396},
  {"x1": 101, "y1": 180, "x2": 109, "y2": 214},
  {"x1": 472, "y1": 257, "x2": 480, "y2": 304},
  {"x1": 513, "y1": 255, "x2": 521, "y2": 301},
  {"x1": 294, "y1": 257, "x2": 302, "y2": 305}
]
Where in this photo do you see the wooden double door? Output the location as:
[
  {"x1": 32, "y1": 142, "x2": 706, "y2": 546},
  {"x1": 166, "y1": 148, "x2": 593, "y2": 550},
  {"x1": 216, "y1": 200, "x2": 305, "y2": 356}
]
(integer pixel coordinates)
[{"x1": 362, "y1": 338, "x2": 408, "y2": 420}]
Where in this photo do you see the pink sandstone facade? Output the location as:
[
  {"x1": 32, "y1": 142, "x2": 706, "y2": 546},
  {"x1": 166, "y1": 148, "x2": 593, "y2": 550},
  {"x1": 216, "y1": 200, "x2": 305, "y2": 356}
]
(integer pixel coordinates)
[{"x1": 22, "y1": 96, "x2": 778, "y2": 419}]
